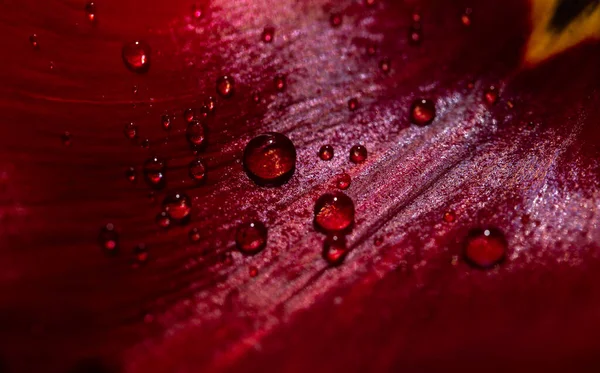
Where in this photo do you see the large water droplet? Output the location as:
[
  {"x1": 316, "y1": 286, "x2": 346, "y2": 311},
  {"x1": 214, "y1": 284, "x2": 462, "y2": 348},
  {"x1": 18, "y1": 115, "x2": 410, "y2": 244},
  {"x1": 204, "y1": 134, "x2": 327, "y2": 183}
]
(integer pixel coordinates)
[
  {"x1": 243, "y1": 132, "x2": 296, "y2": 186},
  {"x1": 85, "y1": 2, "x2": 97, "y2": 22},
  {"x1": 314, "y1": 192, "x2": 355, "y2": 233},
  {"x1": 186, "y1": 120, "x2": 206, "y2": 149},
  {"x1": 189, "y1": 158, "x2": 206, "y2": 182},
  {"x1": 410, "y1": 98, "x2": 436, "y2": 125},
  {"x1": 162, "y1": 191, "x2": 192, "y2": 223},
  {"x1": 463, "y1": 228, "x2": 506, "y2": 269},
  {"x1": 349, "y1": 145, "x2": 367, "y2": 164},
  {"x1": 122, "y1": 41, "x2": 151, "y2": 73},
  {"x1": 336, "y1": 172, "x2": 351, "y2": 190},
  {"x1": 99, "y1": 223, "x2": 119, "y2": 255},
  {"x1": 124, "y1": 122, "x2": 138, "y2": 140},
  {"x1": 143, "y1": 157, "x2": 166, "y2": 189},
  {"x1": 262, "y1": 27, "x2": 275, "y2": 43},
  {"x1": 236, "y1": 221, "x2": 268, "y2": 254},
  {"x1": 216, "y1": 75, "x2": 235, "y2": 98},
  {"x1": 323, "y1": 234, "x2": 348, "y2": 265},
  {"x1": 319, "y1": 145, "x2": 334, "y2": 161}
]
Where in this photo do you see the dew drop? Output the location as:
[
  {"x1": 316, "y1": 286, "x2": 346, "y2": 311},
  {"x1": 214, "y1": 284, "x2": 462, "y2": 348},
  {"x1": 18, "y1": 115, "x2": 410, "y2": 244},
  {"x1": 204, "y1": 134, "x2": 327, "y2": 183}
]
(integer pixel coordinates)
[
  {"x1": 336, "y1": 172, "x2": 351, "y2": 190},
  {"x1": 156, "y1": 211, "x2": 170, "y2": 229},
  {"x1": 314, "y1": 192, "x2": 355, "y2": 233},
  {"x1": 408, "y1": 22, "x2": 422, "y2": 45},
  {"x1": 125, "y1": 166, "x2": 137, "y2": 182},
  {"x1": 143, "y1": 157, "x2": 166, "y2": 189},
  {"x1": 461, "y1": 8, "x2": 472, "y2": 27},
  {"x1": 99, "y1": 223, "x2": 119, "y2": 255},
  {"x1": 463, "y1": 228, "x2": 507, "y2": 269},
  {"x1": 262, "y1": 27, "x2": 275, "y2": 43},
  {"x1": 484, "y1": 86, "x2": 498, "y2": 105},
  {"x1": 132, "y1": 85, "x2": 138, "y2": 94},
  {"x1": 443, "y1": 210, "x2": 456, "y2": 223},
  {"x1": 183, "y1": 108, "x2": 195, "y2": 123},
  {"x1": 412, "y1": 12, "x2": 421, "y2": 22},
  {"x1": 161, "y1": 114, "x2": 171, "y2": 130},
  {"x1": 216, "y1": 75, "x2": 235, "y2": 98},
  {"x1": 251, "y1": 91, "x2": 261, "y2": 103},
  {"x1": 374, "y1": 236, "x2": 384, "y2": 246},
  {"x1": 192, "y1": 4, "x2": 203, "y2": 19},
  {"x1": 124, "y1": 122, "x2": 137, "y2": 140},
  {"x1": 274, "y1": 74, "x2": 286, "y2": 92},
  {"x1": 189, "y1": 158, "x2": 206, "y2": 182},
  {"x1": 162, "y1": 191, "x2": 192, "y2": 223},
  {"x1": 141, "y1": 138, "x2": 150, "y2": 149},
  {"x1": 132, "y1": 243, "x2": 149, "y2": 266},
  {"x1": 249, "y1": 266, "x2": 259, "y2": 277},
  {"x1": 189, "y1": 227, "x2": 201, "y2": 242},
  {"x1": 349, "y1": 145, "x2": 367, "y2": 164},
  {"x1": 379, "y1": 57, "x2": 391, "y2": 73},
  {"x1": 365, "y1": 0, "x2": 376, "y2": 7},
  {"x1": 319, "y1": 145, "x2": 334, "y2": 161},
  {"x1": 85, "y1": 2, "x2": 96, "y2": 22},
  {"x1": 29, "y1": 34, "x2": 39, "y2": 49},
  {"x1": 203, "y1": 96, "x2": 216, "y2": 114},
  {"x1": 61, "y1": 131, "x2": 71, "y2": 146},
  {"x1": 330, "y1": 13, "x2": 342, "y2": 28},
  {"x1": 506, "y1": 100, "x2": 514, "y2": 109},
  {"x1": 410, "y1": 98, "x2": 436, "y2": 126},
  {"x1": 243, "y1": 132, "x2": 296, "y2": 186},
  {"x1": 122, "y1": 41, "x2": 151, "y2": 73},
  {"x1": 366, "y1": 44, "x2": 377, "y2": 56},
  {"x1": 186, "y1": 120, "x2": 206, "y2": 149},
  {"x1": 348, "y1": 98, "x2": 358, "y2": 111},
  {"x1": 236, "y1": 221, "x2": 268, "y2": 254},
  {"x1": 323, "y1": 234, "x2": 348, "y2": 266}
]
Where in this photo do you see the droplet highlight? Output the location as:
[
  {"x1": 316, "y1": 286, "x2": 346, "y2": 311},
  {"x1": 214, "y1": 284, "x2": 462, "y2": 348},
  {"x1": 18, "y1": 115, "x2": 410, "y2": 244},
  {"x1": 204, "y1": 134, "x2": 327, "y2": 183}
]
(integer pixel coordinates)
[
  {"x1": 274, "y1": 74, "x2": 286, "y2": 92},
  {"x1": 348, "y1": 98, "x2": 358, "y2": 111},
  {"x1": 85, "y1": 2, "x2": 96, "y2": 22}
]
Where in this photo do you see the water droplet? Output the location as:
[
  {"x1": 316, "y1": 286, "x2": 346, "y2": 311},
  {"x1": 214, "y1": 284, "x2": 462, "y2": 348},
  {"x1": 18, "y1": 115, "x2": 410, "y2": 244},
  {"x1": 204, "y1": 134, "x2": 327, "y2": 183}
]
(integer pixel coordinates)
[
  {"x1": 29, "y1": 34, "x2": 39, "y2": 49},
  {"x1": 243, "y1": 132, "x2": 297, "y2": 186},
  {"x1": 143, "y1": 157, "x2": 166, "y2": 189},
  {"x1": 349, "y1": 145, "x2": 367, "y2": 164},
  {"x1": 49, "y1": 61, "x2": 55, "y2": 70},
  {"x1": 141, "y1": 138, "x2": 150, "y2": 149},
  {"x1": 156, "y1": 211, "x2": 170, "y2": 229},
  {"x1": 323, "y1": 234, "x2": 348, "y2": 265},
  {"x1": 249, "y1": 266, "x2": 259, "y2": 277},
  {"x1": 125, "y1": 166, "x2": 137, "y2": 182},
  {"x1": 274, "y1": 74, "x2": 286, "y2": 92},
  {"x1": 410, "y1": 98, "x2": 436, "y2": 125},
  {"x1": 379, "y1": 58, "x2": 391, "y2": 73},
  {"x1": 443, "y1": 210, "x2": 456, "y2": 223},
  {"x1": 124, "y1": 123, "x2": 137, "y2": 140},
  {"x1": 408, "y1": 22, "x2": 422, "y2": 45},
  {"x1": 412, "y1": 12, "x2": 421, "y2": 22},
  {"x1": 251, "y1": 91, "x2": 261, "y2": 103},
  {"x1": 202, "y1": 96, "x2": 216, "y2": 114},
  {"x1": 374, "y1": 236, "x2": 383, "y2": 246},
  {"x1": 189, "y1": 227, "x2": 201, "y2": 242},
  {"x1": 506, "y1": 100, "x2": 514, "y2": 109},
  {"x1": 365, "y1": 0, "x2": 376, "y2": 7},
  {"x1": 216, "y1": 75, "x2": 235, "y2": 98},
  {"x1": 186, "y1": 120, "x2": 206, "y2": 149},
  {"x1": 183, "y1": 108, "x2": 195, "y2": 123},
  {"x1": 348, "y1": 98, "x2": 358, "y2": 111},
  {"x1": 463, "y1": 228, "x2": 507, "y2": 269},
  {"x1": 461, "y1": 8, "x2": 472, "y2": 27},
  {"x1": 99, "y1": 223, "x2": 119, "y2": 255},
  {"x1": 132, "y1": 85, "x2": 138, "y2": 94},
  {"x1": 336, "y1": 172, "x2": 351, "y2": 190},
  {"x1": 236, "y1": 221, "x2": 268, "y2": 254},
  {"x1": 161, "y1": 114, "x2": 171, "y2": 130},
  {"x1": 366, "y1": 44, "x2": 377, "y2": 56},
  {"x1": 189, "y1": 158, "x2": 206, "y2": 182},
  {"x1": 261, "y1": 27, "x2": 275, "y2": 43},
  {"x1": 122, "y1": 41, "x2": 151, "y2": 73},
  {"x1": 330, "y1": 13, "x2": 342, "y2": 28},
  {"x1": 192, "y1": 4, "x2": 203, "y2": 19},
  {"x1": 132, "y1": 243, "x2": 148, "y2": 266},
  {"x1": 61, "y1": 131, "x2": 71, "y2": 146},
  {"x1": 319, "y1": 145, "x2": 334, "y2": 161},
  {"x1": 484, "y1": 86, "x2": 498, "y2": 105},
  {"x1": 162, "y1": 191, "x2": 192, "y2": 223},
  {"x1": 85, "y1": 2, "x2": 96, "y2": 22},
  {"x1": 314, "y1": 192, "x2": 355, "y2": 233}
]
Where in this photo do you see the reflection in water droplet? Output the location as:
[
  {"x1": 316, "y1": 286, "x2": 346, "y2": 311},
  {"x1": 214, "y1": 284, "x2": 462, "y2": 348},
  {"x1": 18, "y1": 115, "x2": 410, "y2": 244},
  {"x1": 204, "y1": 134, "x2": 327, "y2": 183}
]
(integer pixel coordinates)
[
  {"x1": 314, "y1": 192, "x2": 355, "y2": 233},
  {"x1": 484, "y1": 86, "x2": 498, "y2": 105},
  {"x1": 85, "y1": 2, "x2": 96, "y2": 22},
  {"x1": 99, "y1": 223, "x2": 119, "y2": 255},
  {"x1": 319, "y1": 145, "x2": 334, "y2": 161},
  {"x1": 349, "y1": 145, "x2": 367, "y2": 164},
  {"x1": 443, "y1": 210, "x2": 456, "y2": 223},
  {"x1": 156, "y1": 211, "x2": 170, "y2": 229},
  {"x1": 243, "y1": 133, "x2": 296, "y2": 186},
  {"x1": 274, "y1": 74, "x2": 286, "y2": 92},
  {"x1": 236, "y1": 221, "x2": 268, "y2": 254},
  {"x1": 122, "y1": 41, "x2": 151, "y2": 73},
  {"x1": 262, "y1": 27, "x2": 275, "y2": 43},
  {"x1": 348, "y1": 98, "x2": 358, "y2": 111},
  {"x1": 336, "y1": 172, "x2": 351, "y2": 190},
  {"x1": 323, "y1": 234, "x2": 348, "y2": 265},
  {"x1": 124, "y1": 123, "x2": 137, "y2": 140},
  {"x1": 216, "y1": 75, "x2": 235, "y2": 98},
  {"x1": 162, "y1": 192, "x2": 192, "y2": 223},
  {"x1": 410, "y1": 98, "x2": 436, "y2": 125},
  {"x1": 125, "y1": 166, "x2": 136, "y2": 182},
  {"x1": 189, "y1": 227, "x2": 201, "y2": 242},
  {"x1": 189, "y1": 158, "x2": 206, "y2": 182},
  {"x1": 330, "y1": 13, "x2": 342, "y2": 28},
  {"x1": 463, "y1": 228, "x2": 506, "y2": 269},
  {"x1": 143, "y1": 157, "x2": 166, "y2": 189}
]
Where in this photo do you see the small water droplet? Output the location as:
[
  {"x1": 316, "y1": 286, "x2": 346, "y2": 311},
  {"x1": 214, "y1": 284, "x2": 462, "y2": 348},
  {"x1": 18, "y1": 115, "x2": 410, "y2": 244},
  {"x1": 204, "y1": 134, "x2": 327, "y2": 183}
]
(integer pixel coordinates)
[
  {"x1": 410, "y1": 98, "x2": 436, "y2": 125},
  {"x1": 249, "y1": 266, "x2": 259, "y2": 277},
  {"x1": 251, "y1": 91, "x2": 261, "y2": 103},
  {"x1": 161, "y1": 114, "x2": 171, "y2": 130},
  {"x1": 463, "y1": 228, "x2": 507, "y2": 269},
  {"x1": 484, "y1": 86, "x2": 498, "y2": 105},
  {"x1": 365, "y1": 0, "x2": 376, "y2": 7},
  {"x1": 61, "y1": 131, "x2": 71, "y2": 146},
  {"x1": 143, "y1": 157, "x2": 166, "y2": 189},
  {"x1": 85, "y1": 2, "x2": 96, "y2": 22},
  {"x1": 461, "y1": 8, "x2": 472, "y2": 27},
  {"x1": 183, "y1": 108, "x2": 195, "y2": 123},
  {"x1": 336, "y1": 172, "x2": 351, "y2": 190},
  {"x1": 243, "y1": 132, "x2": 297, "y2": 186},
  {"x1": 29, "y1": 34, "x2": 39, "y2": 49},
  {"x1": 412, "y1": 12, "x2": 421, "y2": 22},
  {"x1": 261, "y1": 27, "x2": 275, "y2": 43},
  {"x1": 132, "y1": 243, "x2": 149, "y2": 266},
  {"x1": 408, "y1": 22, "x2": 422, "y2": 45},
  {"x1": 349, "y1": 145, "x2": 367, "y2": 164},
  {"x1": 314, "y1": 192, "x2": 355, "y2": 233},
  {"x1": 132, "y1": 85, "x2": 138, "y2": 94},
  {"x1": 348, "y1": 98, "x2": 358, "y2": 111},
  {"x1": 366, "y1": 44, "x2": 377, "y2": 56},
  {"x1": 329, "y1": 13, "x2": 342, "y2": 28},
  {"x1": 189, "y1": 158, "x2": 206, "y2": 182},
  {"x1": 141, "y1": 138, "x2": 150, "y2": 149},
  {"x1": 274, "y1": 74, "x2": 286, "y2": 92},
  {"x1": 189, "y1": 227, "x2": 201, "y2": 242},
  {"x1": 49, "y1": 61, "x2": 55, "y2": 70},
  {"x1": 236, "y1": 221, "x2": 268, "y2": 254},
  {"x1": 203, "y1": 96, "x2": 216, "y2": 114},
  {"x1": 124, "y1": 123, "x2": 137, "y2": 140},
  {"x1": 323, "y1": 234, "x2": 348, "y2": 265},
  {"x1": 443, "y1": 210, "x2": 456, "y2": 223},
  {"x1": 216, "y1": 75, "x2": 235, "y2": 98},
  {"x1": 99, "y1": 223, "x2": 119, "y2": 255},
  {"x1": 125, "y1": 166, "x2": 137, "y2": 182},
  {"x1": 506, "y1": 100, "x2": 514, "y2": 109},
  {"x1": 379, "y1": 57, "x2": 391, "y2": 73},
  {"x1": 162, "y1": 191, "x2": 192, "y2": 223},
  {"x1": 186, "y1": 120, "x2": 206, "y2": 149},
  {"x1": 374, "y1": 236, "x2": 383, "y2": 246},
  {"x1": 156, "y1": 211, "x2": 171, "y2": 229},
  {"x1": 122, "y1": 41, "x2": 151, "y2": 73},
  {"x1": 192, "y1": 4, "x2": 203, "y2": 19},
  {"x1": 319, "y1": 145, "x2": 334, "y2": 161}
]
